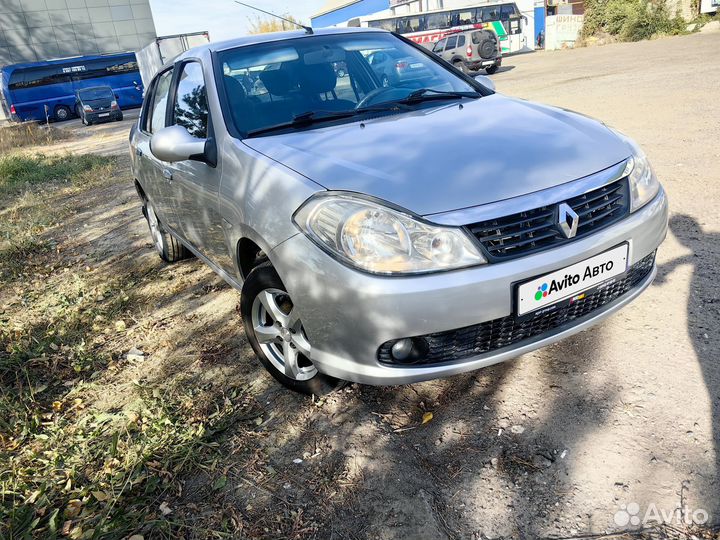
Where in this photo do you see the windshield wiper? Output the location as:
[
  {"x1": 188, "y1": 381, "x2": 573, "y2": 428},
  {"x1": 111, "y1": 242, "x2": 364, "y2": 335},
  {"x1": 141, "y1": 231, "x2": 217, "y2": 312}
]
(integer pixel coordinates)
[
  {"x1": 246, "y1": 104, "x2": 413, "y2": 137},
  {"x1": 398, "y1": 88, "x2": 482, "y2": 104}
]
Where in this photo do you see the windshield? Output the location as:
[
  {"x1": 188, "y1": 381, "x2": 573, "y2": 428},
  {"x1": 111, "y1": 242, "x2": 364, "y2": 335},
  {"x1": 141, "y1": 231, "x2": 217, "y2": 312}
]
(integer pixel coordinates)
[
  {"x1": 78, "y1": 87, "x2": 113, "y2": 101},
  {"x1": 217, "y1": 32, "x2": 478, "y2": 137}
]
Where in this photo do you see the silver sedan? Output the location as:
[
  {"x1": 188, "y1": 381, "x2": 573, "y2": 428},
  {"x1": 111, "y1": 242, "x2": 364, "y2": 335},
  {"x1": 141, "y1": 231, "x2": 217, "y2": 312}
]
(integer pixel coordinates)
[{"x1": 129, "y1": 27, "x2": 668, "y2": 394}]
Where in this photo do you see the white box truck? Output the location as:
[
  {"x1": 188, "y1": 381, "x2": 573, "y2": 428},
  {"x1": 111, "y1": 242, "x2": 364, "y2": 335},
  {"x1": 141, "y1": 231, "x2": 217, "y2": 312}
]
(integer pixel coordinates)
[{"x1": 136, "y1": 32, "x2": 210, "y2": 87}]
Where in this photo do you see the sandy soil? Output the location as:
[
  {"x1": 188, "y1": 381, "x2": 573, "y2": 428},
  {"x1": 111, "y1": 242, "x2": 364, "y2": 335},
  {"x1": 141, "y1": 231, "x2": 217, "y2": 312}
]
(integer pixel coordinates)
[{"x1": 6, "y1": 30, "x2": 719, "y2": 539}]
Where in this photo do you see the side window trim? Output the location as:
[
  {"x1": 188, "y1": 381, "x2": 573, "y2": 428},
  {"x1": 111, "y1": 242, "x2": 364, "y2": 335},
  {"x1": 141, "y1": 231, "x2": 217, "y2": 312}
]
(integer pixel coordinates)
[
  {"x1": 139, "y1": 75, "x2": 158, "y2": 134},
  {"x1": 140, "y1": 66, "x2": 173, "y2": 135}
]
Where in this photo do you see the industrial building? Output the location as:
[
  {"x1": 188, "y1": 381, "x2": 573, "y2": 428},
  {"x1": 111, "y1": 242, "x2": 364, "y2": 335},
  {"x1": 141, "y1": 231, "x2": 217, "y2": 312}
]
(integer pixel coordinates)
[{"x1": 0, "y1": 0, "x2": 157, "y2": 66}]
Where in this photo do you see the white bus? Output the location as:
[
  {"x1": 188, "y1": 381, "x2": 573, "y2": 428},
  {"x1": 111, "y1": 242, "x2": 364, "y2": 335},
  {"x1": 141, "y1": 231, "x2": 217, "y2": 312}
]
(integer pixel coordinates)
[{"x1": 360, "y1": 2, "x2": 528, "y2": 54}]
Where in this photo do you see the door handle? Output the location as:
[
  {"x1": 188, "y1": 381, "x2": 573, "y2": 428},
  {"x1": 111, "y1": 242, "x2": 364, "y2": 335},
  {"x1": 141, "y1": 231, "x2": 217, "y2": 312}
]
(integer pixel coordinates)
[{"x1": 162, "y1": 169, "x2": 173, "y2": 182}]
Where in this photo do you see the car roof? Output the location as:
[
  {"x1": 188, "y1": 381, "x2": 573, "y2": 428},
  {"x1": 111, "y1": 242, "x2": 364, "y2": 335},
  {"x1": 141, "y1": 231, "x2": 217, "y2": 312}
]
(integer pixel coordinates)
[{"x1": 175, "y1": 26, "x2": 388, "y2": 62}]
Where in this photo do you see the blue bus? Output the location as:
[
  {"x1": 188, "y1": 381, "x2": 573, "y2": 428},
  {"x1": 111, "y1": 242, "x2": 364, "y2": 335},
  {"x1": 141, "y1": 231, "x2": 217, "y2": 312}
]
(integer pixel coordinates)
[{"x1": 0, "y1": 52, "x2": 144, "y2": 123}]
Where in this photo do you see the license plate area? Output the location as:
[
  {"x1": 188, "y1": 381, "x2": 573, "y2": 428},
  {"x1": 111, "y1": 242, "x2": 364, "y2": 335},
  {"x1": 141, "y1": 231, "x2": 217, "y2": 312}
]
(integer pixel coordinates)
[
  {"x1": 99, "y1": 113, "x2": 110, "y2": 117},
  {"x1": 516, "y1": 244, "x2": 629, "y2": 317}
]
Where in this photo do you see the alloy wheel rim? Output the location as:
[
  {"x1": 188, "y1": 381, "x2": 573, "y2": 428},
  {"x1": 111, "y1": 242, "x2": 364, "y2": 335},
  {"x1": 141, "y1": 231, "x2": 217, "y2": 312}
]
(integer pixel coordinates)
[
  {"x1": 147, "y1": 204, "x2": 164, "y2": 253},
  {"x1": 251, "y1": 288, "x2": 317, "y2": 381}
]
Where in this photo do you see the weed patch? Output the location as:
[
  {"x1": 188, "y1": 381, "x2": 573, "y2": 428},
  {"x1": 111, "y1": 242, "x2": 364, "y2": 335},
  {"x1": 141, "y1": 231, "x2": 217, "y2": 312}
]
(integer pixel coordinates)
[
  {"x1": 0, "y1": 123, "x2": 69, "y2": 154},
  {"x1": 0, "y1": 154, "x2": 111, "y2": 200},
  {"x1": 0, "y1": 154, "x2": 116, "y2": 280}
]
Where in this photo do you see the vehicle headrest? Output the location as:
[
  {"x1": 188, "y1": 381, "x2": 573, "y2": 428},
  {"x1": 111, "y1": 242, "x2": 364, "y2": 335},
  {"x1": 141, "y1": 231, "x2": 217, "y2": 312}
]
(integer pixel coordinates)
[
  {"x1": 259, "y1": 67, "x2": 293, "y2": 96},
  {"x1": 299, "y1": 63, "x2": 337, "y2": 95},
  {"x1": 224, "y1": 75, "x2": 247, "y2": 102}
]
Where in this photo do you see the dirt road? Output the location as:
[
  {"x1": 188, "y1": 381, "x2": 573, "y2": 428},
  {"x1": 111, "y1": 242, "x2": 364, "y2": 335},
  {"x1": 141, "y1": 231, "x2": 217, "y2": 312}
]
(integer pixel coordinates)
[{"x1": 3, "y1": 31, "x2": 719, "y2": 539}]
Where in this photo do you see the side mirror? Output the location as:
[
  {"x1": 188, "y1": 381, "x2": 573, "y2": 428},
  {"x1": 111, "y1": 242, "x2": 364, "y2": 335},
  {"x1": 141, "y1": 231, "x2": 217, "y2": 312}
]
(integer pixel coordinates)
[
  {"x1": 474, "y1": 74, "x2": 496, "y2": 92},
  {"x1": 150, "y1": 125, "x2": 208, "y2": 163}
]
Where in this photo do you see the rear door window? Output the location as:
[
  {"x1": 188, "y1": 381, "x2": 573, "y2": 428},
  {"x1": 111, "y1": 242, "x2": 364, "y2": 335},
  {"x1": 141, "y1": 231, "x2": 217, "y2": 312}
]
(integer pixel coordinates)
[
  {"x1": 148, "y1": 69, "x2": 173, "y2": 134},
  {"x1": 445, "y1": 36, "x2": 458, "y2": 50}
]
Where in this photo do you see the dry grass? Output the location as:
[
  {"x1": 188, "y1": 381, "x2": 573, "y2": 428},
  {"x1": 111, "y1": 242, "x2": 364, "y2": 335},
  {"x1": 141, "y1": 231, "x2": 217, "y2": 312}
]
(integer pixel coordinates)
[
  {"x1": 0, "y1": 123, "x2": 69, "y2": 154},
  {"x1": 0, "y1": 153, "x2": 114, "y2": 279}
]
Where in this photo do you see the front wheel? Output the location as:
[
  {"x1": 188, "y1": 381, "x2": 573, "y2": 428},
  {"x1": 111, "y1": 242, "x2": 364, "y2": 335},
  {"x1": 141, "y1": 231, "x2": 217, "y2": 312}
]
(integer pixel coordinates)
[
  {"x1": 485, "y1": 65, "x2": 499, "y2": 75},
  {"x1": 241, "y1": 263, "x2": 347, "y2": 395}
]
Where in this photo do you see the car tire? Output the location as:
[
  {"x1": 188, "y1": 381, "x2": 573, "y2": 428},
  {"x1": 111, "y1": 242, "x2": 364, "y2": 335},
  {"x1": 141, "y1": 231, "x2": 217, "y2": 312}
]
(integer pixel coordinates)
[
  {"x1": 453, "y1": 60, "x2": 468, "y2": 74},
  {"x1": 241, "y1": 262, "x2": 347, "y2": 396},
  {"x1": 485, "y1": 65, "x2": 499, "y2": 75},
  {"x1": 117, "y1": 113, "x2": 124, "y2": 122},
  {"x1": 143, "y1": 201, "x2": 191, "y2": 263},
  {"x1": 54, "y1": 105, "x2": 71, "y2": 122}
]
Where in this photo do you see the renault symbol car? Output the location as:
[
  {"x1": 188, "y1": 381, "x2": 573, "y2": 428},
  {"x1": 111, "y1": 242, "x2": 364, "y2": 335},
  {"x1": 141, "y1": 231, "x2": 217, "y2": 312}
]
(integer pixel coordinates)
[{"x1": 129, "y1": 27, "x2": 668, "y2": 395}]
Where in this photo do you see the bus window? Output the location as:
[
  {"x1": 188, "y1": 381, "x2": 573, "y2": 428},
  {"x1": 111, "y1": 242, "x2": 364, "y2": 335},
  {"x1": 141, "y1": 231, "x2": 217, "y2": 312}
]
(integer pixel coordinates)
[
  {"x1": 457, "y1": 10, "x2": 477, "y2": 25},
  {"x1": 500, "y1": 4, "x2": 518, "y2": 20},
  {"x1": 9, "y1": 67, "x2": 70, "y2": 90},
  {"x1": 479, "y1": 6, "x2": 502, "y2": 22},
  {"x1": 368, "y1": 18, "x2": 397, "y2": 32},
  {"x1": 398, "y1": 16, "x2": 425, "y2": 33},
  {"x1": 71, "y1": 55, "x2": 139, "y2": 82},
  {"x1": 426, "y1": 12, "x2": 450, "y2": 29}
]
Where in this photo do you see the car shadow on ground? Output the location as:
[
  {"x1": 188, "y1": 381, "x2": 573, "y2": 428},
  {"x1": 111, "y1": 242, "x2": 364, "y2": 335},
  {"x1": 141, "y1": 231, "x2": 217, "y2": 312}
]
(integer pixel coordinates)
[{"x1": 654, "y1": 214, "x2": 720, "y2": 517}]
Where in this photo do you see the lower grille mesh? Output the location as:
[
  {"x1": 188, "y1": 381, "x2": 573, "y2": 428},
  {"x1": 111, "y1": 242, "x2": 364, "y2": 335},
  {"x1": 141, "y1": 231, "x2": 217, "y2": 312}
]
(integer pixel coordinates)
[{"x1": 378, "y1": 252, "x2": 656, "y2": 366}]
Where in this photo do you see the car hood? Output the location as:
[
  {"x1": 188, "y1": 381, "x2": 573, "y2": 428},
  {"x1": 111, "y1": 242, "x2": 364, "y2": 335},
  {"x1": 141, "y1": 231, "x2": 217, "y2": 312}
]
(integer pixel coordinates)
[{"x1": 243, "y1": 94, "x2": 631, "y2": 216}]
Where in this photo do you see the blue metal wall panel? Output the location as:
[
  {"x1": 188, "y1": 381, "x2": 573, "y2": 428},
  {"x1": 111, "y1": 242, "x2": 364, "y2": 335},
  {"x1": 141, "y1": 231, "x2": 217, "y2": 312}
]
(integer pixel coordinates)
[{"x1": 311, "y1": 0, "x2": 389, "y2": 28}]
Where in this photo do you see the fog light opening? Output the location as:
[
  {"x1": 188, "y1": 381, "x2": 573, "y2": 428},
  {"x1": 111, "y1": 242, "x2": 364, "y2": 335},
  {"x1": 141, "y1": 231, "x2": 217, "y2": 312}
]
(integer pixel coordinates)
[{"x1": 390, "y1": 337, "x2": 428, "y2": 364}]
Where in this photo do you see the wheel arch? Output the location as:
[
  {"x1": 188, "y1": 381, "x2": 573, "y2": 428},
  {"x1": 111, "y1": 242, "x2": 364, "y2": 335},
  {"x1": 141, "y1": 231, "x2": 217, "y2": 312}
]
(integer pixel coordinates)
[{"x1": 237, "y1": 237, "x2": 270, "y2": 280}]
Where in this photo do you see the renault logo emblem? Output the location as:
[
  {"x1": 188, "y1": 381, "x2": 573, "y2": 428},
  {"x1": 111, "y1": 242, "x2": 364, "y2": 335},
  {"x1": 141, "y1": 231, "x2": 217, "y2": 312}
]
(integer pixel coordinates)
[{"x1": 558, "y1": 202, "x2": 579, "y2": 239}]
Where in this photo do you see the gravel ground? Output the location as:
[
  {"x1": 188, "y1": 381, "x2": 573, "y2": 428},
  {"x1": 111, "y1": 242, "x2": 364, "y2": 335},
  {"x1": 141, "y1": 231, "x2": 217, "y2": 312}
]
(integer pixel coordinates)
[{"x1": 9, "y1": 30, "x2": 719, "y2": 539}]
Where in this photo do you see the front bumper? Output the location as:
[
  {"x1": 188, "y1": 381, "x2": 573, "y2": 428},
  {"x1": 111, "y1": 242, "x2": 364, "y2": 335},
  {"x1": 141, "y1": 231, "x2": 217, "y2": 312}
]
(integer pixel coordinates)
[
  {"x1": 86, "y1": 110, "x2": 122, "y2": 123},
  {"x1": 271, "y1": 189, "x2": 668, "y2": 385},
  {"x1": 467, "y1": 56, "x2": 502, "y2": 70}
]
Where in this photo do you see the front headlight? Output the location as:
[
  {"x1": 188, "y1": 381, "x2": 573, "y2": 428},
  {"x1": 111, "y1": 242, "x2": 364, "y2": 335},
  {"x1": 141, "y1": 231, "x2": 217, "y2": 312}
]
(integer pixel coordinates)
[
  {"x1": 615, "y1": 133, "x2": 660, "y2": 212},
  {"x1": 294, "y1": 194, "x2": 486, "y2": 275}
]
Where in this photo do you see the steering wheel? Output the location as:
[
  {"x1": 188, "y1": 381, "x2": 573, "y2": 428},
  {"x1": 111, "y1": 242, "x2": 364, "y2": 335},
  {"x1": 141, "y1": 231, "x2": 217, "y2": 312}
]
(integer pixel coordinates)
[{"x1": 356, "y1": 86, "x2": 408, "y2": 109}]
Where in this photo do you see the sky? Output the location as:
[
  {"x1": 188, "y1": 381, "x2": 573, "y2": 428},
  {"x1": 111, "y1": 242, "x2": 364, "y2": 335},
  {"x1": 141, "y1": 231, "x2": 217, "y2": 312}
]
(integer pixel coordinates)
[{"x1": 148, "y1": 0, "x2": 328, "y2": 41}]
